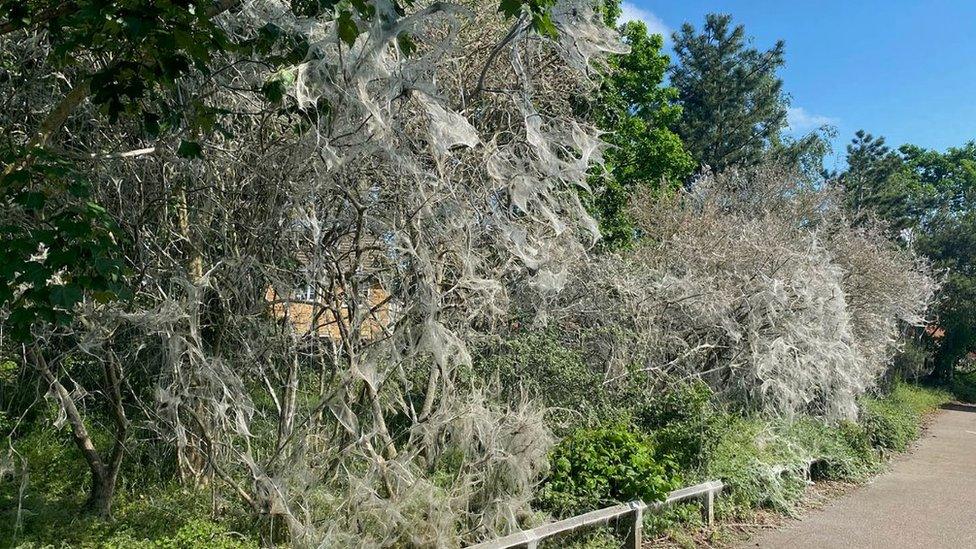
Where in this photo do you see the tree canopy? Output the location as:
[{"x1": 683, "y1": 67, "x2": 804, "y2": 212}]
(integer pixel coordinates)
[
  {"x1": 584, "y1": 2, "x2": 693, "y2": 248},
  {"x1": 670, "y1": 13, "x2": 787, "y2": 173}
]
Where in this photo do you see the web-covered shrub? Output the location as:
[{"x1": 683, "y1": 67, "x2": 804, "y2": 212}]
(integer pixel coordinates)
[{"x1": 533, "y1": 166, "x2": 936, "y2": 419}]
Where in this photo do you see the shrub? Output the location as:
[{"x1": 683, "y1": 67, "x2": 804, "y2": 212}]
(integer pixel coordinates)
[
  {"x1": 631, "y1": 380, "x2": 727, "y2": 470},
  {"x1": 949, "y1": 371, "x2": 976, "y2": 403},
  {"x1": 536, "y1": 424, "x2": 676, "y2": 517},
  {"x1": 475, "y1": 331, "x2": 660, "y2": 435},
  {"x1": 861, "y1": 383, "x2": 949, "y2": 451},
  {"x1": 475, "y1": 331, "x2": 609, "y2": 433}
]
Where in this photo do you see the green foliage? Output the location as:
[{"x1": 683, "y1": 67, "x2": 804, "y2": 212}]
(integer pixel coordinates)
[
  {"x1": 840, "y1": 131, "x2": 926, "y2": 232},
  {"x1": 498, "y1": 0, "x2": 558, "y2": 37},
  {"x1": 542, "y1": 526, "x2": 619, "y2": 549},
  {"x1": 917, "y1": 208, "x2": 976, "y2": 377},
  {"x1": 704, "y1": 415, "x2": 872, "y2": 515},
  {"x1": 888, "y1": 337, "x2": 933, "y2": 382},
  {"x1": 630, "y1": 380, "x2": 726, "y2": 470},
  {"x1": 670, "y1": 14, "x2": 788, "y2": 172},
  {"x1": 585, "y1": 2, "x2": 694, "y2": 248},
  {"x1": 475, "y1": 331, "x2": 635, "y2": 433},
  {"x1": 705, "y1": 384, "x2": 948, "y2": 516},
  {"x1": 840, "y1": 133, "x2": 976, "y2": 377},
  {"x1": 0, "y1": 428, "x2": 257, "y2": 549},
  {"x1": 704, "y1": 416, "x2": 808, "y2": 513},
  {"x1": 0, "y1": 148, "x2": 130, "y2": 340},
  {"x1": 861, "y1": 399, "x2": 917, "y2": 452},
  {"x1": 860, "y1": 382, "x2": 951, "y2": 451},
  {"x1": 0, "y1": 0, "x2": 231, "y2": 121},
  {"x1": 947, "y1": 370, "x2": 976, "y2": 403},
  {"x1": 100, "y1": 519, "x2": 257, "y2": 549},
  {"x1": 642, "y1": 501, "x2": 704, "y2": 544},
  {"x1": 537, "y1": 424, "x2": 676, "y2": 516}
]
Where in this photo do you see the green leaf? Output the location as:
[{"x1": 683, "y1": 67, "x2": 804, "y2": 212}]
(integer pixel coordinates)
[
  {"x1": 50, "y1": 285, "x2": 83, "y2": 309},
  {"x1": 531, "y1": 13, "x2": 558, "y2": 38},
  {"x1": 261, "y1": 79, "x2": 288, "y2": 104},
  {"x1": 397, "y1": 33, "x2": 417, "y2": 57},
  {"x1": 177, "y1": 140, "x2": 204, "y2": 159},
  {"x1": 337, "y1": 10, "x2": 359, "y2": 46},
  {"x1": 497, "y1": 0, "x2": 523, "y2": 19}
]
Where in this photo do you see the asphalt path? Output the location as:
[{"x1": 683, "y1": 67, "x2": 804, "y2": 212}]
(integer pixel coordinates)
[{"x1": 742, "y1": 403, "x2": 976, "y2": 549}]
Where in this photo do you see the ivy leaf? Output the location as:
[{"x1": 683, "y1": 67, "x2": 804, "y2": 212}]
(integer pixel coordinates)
[
  {"x1": 177, "y1": 140, "x2": 203, "y2": 159},
  {"x1": 497, "y1": 0, "x2": 523, "y2": 19},
  {"x1": 337, "y1": 10, "x2": 359, "y2": 47}
]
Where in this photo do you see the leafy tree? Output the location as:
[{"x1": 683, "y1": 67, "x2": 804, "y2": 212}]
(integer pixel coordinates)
[
  {"x1": 906, "y1": 143, "x2": 976, "y2": 378},
  {"x1": 0, "y1": 0, "x2": 568, "y2": 521},
  {"x1": 670, "y1": 13, "x2": 787, "y2": 173},
  {"x1": 840, "y1": 131, "x2": 927, "y2": 232},
  {"x1": 839, "y1": 133, "x2": 976, "y2": 379},
  {"x1": 585, "y1": 1, "x2": 694, "y2": 248}
]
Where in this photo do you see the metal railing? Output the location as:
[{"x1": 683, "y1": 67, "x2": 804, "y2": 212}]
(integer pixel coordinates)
[{"x1": 468, "y1": 480, "x2": 725, "y2": 549}]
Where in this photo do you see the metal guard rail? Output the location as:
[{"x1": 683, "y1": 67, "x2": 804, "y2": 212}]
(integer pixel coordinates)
[{"x1": 468, "y1": 480, "x2": 725, "y2": 549}]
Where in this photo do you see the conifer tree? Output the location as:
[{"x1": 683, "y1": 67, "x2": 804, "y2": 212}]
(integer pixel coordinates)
[{"x1": 670, "y1": 14, "x2": 788, "y2": 172}]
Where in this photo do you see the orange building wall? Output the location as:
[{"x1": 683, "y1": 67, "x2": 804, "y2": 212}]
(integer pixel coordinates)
[{"x1": 265, "y1": 286, "x2": 390, "y2": 339}]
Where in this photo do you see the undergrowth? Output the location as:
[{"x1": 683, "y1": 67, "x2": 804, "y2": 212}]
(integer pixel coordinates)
[
  {"x1": 639, "y1": 381, "x2": 953, "y2": 544},
  {"x1": 4, "y1": 376, "x2": 963, "y2": 548},
  {"x1": 1, "y1": 427, "x2": 258, "y2": 548},
  {"x1": 538, "y1": 378, "x2": 956, "y2": 549}
]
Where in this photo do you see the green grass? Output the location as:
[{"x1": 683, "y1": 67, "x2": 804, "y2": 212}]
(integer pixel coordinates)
[
  {"x1": 861, "y1": 382, "x2": 951, "y2": 451},
  {"x1": 646, "y1": 381, "x2": 952, "y2": 544},
  {"x1": 1, "y1": 428, "x2": 258, "y2": 548}
]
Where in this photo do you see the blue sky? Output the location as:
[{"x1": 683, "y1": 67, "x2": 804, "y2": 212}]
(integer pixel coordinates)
[{"x1": 620, "y1": 0, "x2": 976, "y2": 170}]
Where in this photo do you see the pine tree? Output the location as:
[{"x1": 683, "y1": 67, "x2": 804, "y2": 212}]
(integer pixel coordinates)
[{"x1": 670, "y1": 13, "x2": 787, "y2": 172}]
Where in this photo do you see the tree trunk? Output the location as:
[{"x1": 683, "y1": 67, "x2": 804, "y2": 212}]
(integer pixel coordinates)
[
  {"x1": 277, "y1": 353, "x2": 300, "y2": 448},
  {"x1": 87, "y1": 468, "x2": 119, "y2": 518},
  {"x1": 29, "y1": 346, "x2": 128, "y2": 518}
]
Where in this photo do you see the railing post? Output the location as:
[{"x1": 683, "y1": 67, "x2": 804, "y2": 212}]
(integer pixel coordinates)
[
  {"x1": 704, "y1": 488, "x2": 715, "y2": 526},
  {"x1": 623, "y1": 503, "x2": 643, "y2": 549}
]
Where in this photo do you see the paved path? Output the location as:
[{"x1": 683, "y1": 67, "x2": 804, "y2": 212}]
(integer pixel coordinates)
[{"x1": 742, "y1": 403, "x2": 976, "y2": 549}]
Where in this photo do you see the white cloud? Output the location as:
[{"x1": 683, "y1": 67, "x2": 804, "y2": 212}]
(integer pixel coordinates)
[
  {"x1": 786, "y1": 106, "x2": 838, "y2": 133},
  {"x1": 618, "y1": 2, "x2": 671, "y2": 42}
]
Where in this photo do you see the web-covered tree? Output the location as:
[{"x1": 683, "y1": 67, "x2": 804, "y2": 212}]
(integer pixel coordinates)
[
  {"x1": 839, "y1": 133, "x2": 976, "y2": 380},
  {"x1": 1, "y1": 0, "x2": 627, "y2": 539},
  {"x1": 670, "y1": 13, "x2": 787, "y2": 173}
]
